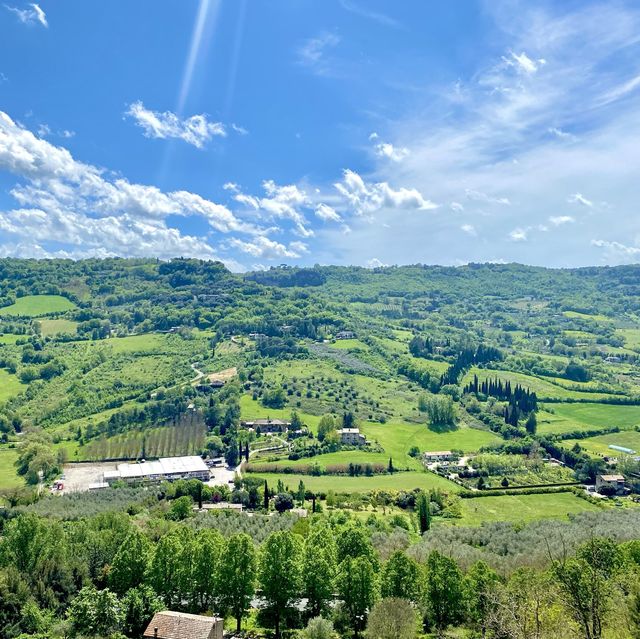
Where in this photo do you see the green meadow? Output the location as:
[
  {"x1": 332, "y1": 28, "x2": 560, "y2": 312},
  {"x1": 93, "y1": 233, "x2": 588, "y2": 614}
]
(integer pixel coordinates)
[{"x1": 0, "y1": 295, "x2": 76, "y2": 317}]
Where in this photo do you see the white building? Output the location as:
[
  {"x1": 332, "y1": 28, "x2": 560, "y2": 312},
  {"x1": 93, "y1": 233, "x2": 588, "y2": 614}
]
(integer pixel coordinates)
[
  {"x1": 104, "y1": 456, "x2": 210, "y2": 485},
  {"x1": 423, "y1": 450, "x2": 457, "y2": 463}
]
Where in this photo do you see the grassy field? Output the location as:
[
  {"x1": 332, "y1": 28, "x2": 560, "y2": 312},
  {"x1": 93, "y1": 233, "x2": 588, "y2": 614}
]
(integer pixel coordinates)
[
  {"x1": 0, "y1": 449, "x2": 22, "y2": 491},
  {"x1": 37, "y1": 319, "x2": 78, "y2": 336},
  {"x1": 250, "y1": 470, "x2": 459, "y2": 493},
  {"x1": 538, "y1": 403, "x2": 640, "y2": 435},
  {"x1": 452, "y1": 492, "x2": 603, "y2": 526},
  {"x1": 0, "y1": 295, "x2": 76, "y2": 317},
  {"x1": 362, "y1": 421, "x2": 499, "y2": 467},
  {"x1": 103, "y1": 333, "x2": 172, "y2": 354},
  {"x1": 240, "y1": 395, "x2": 323, "y2": 431},
  {"x1": 0, "y1": 334, "x2": 24, "y2": 345},
  {"x1": 329, "y1": 339, "x2": 369, "y2": 351},
  {"x1": 462, "y1": 367, "x2": 618, "y2": 401},
  {"x1": 562, "y1": 311, "x2": 613, "y2": 322},
  {"x1": 0, "y1": 369, "x2": 27, "y2": 402},
  {"x1": 563, "y1": 430, "x2": 640, "y2": 458},
  {"x1": 617, "y1": 328, "x2": 640, "y2": 351}
]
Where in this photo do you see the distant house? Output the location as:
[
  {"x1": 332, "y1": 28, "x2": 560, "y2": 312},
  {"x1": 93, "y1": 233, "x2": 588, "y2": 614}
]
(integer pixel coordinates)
[
  {"x1": 241, "y1": 418, "x2": 291, "y2": 434},
  {"x1": 336, "y1": 330, "x2": 356, "y2": 340},
  {"x1": 144, "y1": 611, "x2": 223, "y2": 639},
  {"x1": 596, "y1": 474, "x2": 626, "y2": 495},
  {"x1": 605, "y1": 356, "x2": 622, "y2": 363},
  {"x1": 423, "y1": 450, "x2": 457, "y2": 463},
  {"x1": 338, "y1": 428, "x2": 366, "y2": 446}
]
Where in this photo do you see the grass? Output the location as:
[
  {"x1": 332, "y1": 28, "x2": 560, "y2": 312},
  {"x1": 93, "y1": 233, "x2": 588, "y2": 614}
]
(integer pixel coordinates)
[
  {"x1": 0, "y1": 449, "x2": 22, "y2": 491},
  {"x1": 250, "y1": 470, "x2": 459, "y2": 494},
  {"x1": 0, "y1": 295, "x2": 76, "y2": 317},
  {"x1": 563, "y1": 430, "x2": 640, "y2": 457},
  {"x1": 563, "y1": 311, "x2": 613, "y2": 322},
  {"x1": 37, "y1": 319, "x2": 78, "y2": 336},
  {"x1": 103, "y1": 333, "x2": 170, "y2": 354},
  {"x1": 329, "y1": 339, "x2": 369, "y2": 351},
  {"x1": 0, "y1": 334, "x2": 24, "y2": 345},
  {"x1": 451, "y1": 492, "x2": 603, "y2": 526},
  {"x1": 617, "y1": 328, "x2": 640, "y2": 351},
  {"x1": 0, "y1": 369, "x2": 27, "y2": 402},
  {"x1": 538, "y1": 403, "x2": 640, "y2": 435},
  {"x1": 240, "y1": 395, "x2": 323, "y2": 432},
  {"x1": 361, "y1": 421, "x2": 500, "y2": 468}
]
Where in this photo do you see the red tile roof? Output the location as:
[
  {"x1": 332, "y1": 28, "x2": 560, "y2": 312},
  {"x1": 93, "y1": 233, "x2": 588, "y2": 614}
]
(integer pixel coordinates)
[{"x1": 143, "y1": 611, "x2": 220, "y2": 639}]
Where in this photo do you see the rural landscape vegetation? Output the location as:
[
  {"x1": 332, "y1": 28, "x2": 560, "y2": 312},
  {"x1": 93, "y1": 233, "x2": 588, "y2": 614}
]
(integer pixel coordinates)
[{"x1": 1, "y1": 259, "x2": 640, "y2": 637}]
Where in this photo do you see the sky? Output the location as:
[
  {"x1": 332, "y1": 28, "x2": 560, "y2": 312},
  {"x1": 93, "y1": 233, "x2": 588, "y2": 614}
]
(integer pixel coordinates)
[{"x1": 1, "y1": 0, "x2": 640, "y2": 271}]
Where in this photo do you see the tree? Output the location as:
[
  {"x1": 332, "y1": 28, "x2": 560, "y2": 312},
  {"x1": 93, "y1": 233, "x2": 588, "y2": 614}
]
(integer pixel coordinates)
[
  {"x1": 426, "y1": 396, "x2": 457, "y2": 427},
  {"x1": 423, "y1": 550, "x2": 464, "y2": 637},
  {"x1": 381, "y1": 551, "x2": 421, "y2": 601},
  {"x1": 464, "y1": 560, "x2": 500, "y2": 637},
  {"x1": 263, "y1": 480, "x2": 270, "y2": 511},
  {"x1": 296, "y1": 480, "x2": 306, "y2": 505},
  {"x1": 303, "y1": 616, "x2": 335, "y2": 639},
  {"x1": 274, "y1": 492, "x2": 295, "y2": 513},
  {"x1": 148, "y1": 531, "x2": 186, "y2": 607},
  {"x1": 121, "y1": 585, "x2": 162, "y2": 639},
  {"x1": 552, "y1": 537, "x2": 622, "y2": 639},
  {"x1": 317, "y1": 415, "x2": 336, "y2": 442},
  {"x1": 388, "y1": 457, "x2": 395, "y2": 474},
  {"x1": 304, "y1": 524, "x2": 337, "y2": 617},
  {"x1": 189, "y1": 529, "x2": 223, "y2": 612},
  {"x1": 337, "y1": 555, "x2": 377, "y2": 637},
  {"x1": 259, "y1": 530, "x2": 303, "y2": 638},
  {"x1": 367, "y1": 597, "x2": 418, "y2": 639},
  {"x1": 217, "y1": 533, "x2": 257, "y2": 632},
  {"x1": 525, "y1": 411, "x2": 537, "y2": 435},
  {"x1": 108, "y1": 529, "x2": 151, "y2": 594},
  {"x1": 336, "y1": 523, "x2": 377, "y2": 566},
  {"x1": 167, "y1": 495, "x2": 193, "y2": 521},
  {"x1": 416, "y1": 491, "x2": 431, "y2": 534},
  {"x1": 67, "y1": 586, "x2": 123, "y2": 637}
]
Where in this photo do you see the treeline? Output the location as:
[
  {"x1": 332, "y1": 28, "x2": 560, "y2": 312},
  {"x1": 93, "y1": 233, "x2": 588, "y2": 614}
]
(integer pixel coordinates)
[{"x1": 2, "y1": 508, "x2": 640, "y2": 639}]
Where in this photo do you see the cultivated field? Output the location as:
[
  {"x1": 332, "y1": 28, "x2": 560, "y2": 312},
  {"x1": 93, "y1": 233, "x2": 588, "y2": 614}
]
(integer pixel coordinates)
[
  {"x1": 563, "y1": 430, "x2": 640, "y2": 458},
  {"x1": 537, "y1": 403, "x2": 640, "y2": 435},
  {"x1": 0, "y1": 369, "x2": 26, "y2": 402}
]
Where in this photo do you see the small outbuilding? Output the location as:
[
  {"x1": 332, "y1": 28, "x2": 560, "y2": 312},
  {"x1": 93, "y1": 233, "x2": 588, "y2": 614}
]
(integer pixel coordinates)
[
  {"x1": 595, "y1": 473, "x2": 626, "y2": 495},
  {"x1": 143, "y1": 611, "x2": 223, "y2": 639}
]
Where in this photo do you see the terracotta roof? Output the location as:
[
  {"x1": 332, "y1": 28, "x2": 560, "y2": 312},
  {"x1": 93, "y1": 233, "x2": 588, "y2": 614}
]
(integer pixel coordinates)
[{"x1": 143, "y1": 611, "x2": 220, "y2": 639}]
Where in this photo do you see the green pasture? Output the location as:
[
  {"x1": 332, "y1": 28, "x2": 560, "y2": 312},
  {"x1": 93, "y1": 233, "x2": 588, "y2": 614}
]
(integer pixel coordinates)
[
  {"x1": 0, "y1": 369, "x2": 27, "y2": 402},
  {"x1": 329, "y1": 339, "x2": 369, "y2": 351},
  {"x1": 563, "y1": 430, "x2": 640, "y2": 458},
  {"x1": 451, "y1": 492, "x2": 603, "y2": 526},
  {"x1": 537, "y1": 403, "x2": 640, "y2": 435},
  {"x1": 0, "y1": 334, "x2": 24, "y2": 345},
  {"x1": 0, "y1": 449, "x2": 22, "y2": 491},
  {"x1": 37, "y1": 319, "x2": 78, "y2": 336},
  {"x1": 618, "y1": 329, "x2": 640, "y2": 351},
  {"x1": 361, "y1": 421, "x2": 499, "y2": 467},
  {"x1": 0, "y1": 295, "x2": 76, "y2": 317},
  {"x1": 250, "y1": 470, "x2": 459, "y2": 494},
  {"x1": 562, "y1": 310, "x2": 613, "y2": 322},
  {"x1": 240, "y1": 395, "x2": 322, "y2": 432}
]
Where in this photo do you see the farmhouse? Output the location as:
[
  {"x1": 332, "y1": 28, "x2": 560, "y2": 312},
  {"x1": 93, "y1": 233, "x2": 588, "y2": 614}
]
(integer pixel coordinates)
[
  {"x1": 144, "y1": 611, "x2": 223, "y2": 639},
  {"x1": 103, "y1": 456, "x2": 210, "y2": 485},
  {"x1": 336, "y1": 330, "x2": 356, "y2": 340},
  {"x1": 423, "y1": 450, "x2": 457, "y2": 463},
  {"x1": 595, "y1": 473, "x2": 626, "y2": 495},
  {"x1": 241, "y1": 418, "x2": 291, "y2": 433},
  {"x1": 338, "y1": 427, "x2": 366, "y2": 445}
]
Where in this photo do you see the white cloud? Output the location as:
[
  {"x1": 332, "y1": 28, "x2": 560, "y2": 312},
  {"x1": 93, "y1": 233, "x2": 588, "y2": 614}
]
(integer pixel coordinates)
[
  {"x1": 315, "y1": 203, "x2": 342, "y2": 222},
  {"x1": 366, "y1": 257, "x2": 388, "y2": 268},
  {"x1": 374, "y1": 141, "x2": 410, "y2": 162},
  {"x1": 5, "y1": 3, "x2": 47, "y2": 27},
  {"x1": 549, "y1": 215, "x2": 575, "y2": 226},
  {"x1": 548, "y1": 127, "x2": 576, "y2": 141},
  {"x1": 509, "y1": 228, "x2": 528, "y2": 242},
  {"x1": 125, "y1": 101, "x2": 226, "y2": 148},
  {"x1": 231, "y1": 123, "x2": 249, "y2": 135},
  {"x1": 0, "y1": 111, "x2": 252, "y2": 262},
  {"x1": 334, "y1": 169, "x2": 437, "y2": 215},
  {"x1": 591, "y1": 239, "x2": 640, "y2": 263},
  {"x1": 465, "y1": 189, "x2": 511, "y2": 206},
  {"x1": 228, "y1": 236, "x2": 306, "y2": 259},
  {"x1": 503, "y1": 51, "x2": 543, "y2": 74},
  {"x1": 461, "y1": 224, "x2": 476, "y2": 235},
  {"x1": 568, "y1": 193, "x2": 593, "y2": 207},
  {"x1": 450, "y1": 202, "x2": 464, "y2": 212}
]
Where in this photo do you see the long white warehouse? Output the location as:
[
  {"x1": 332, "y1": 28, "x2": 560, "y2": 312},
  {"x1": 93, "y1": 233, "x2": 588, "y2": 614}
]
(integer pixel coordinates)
[{"x1": 103, "y1": 455, "x2": 210, "y2": 484}]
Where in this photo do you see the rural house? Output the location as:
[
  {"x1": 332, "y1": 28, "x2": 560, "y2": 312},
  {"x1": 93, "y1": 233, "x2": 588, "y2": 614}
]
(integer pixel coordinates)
[
  {"x1": 338, "y1": 427, "x2": 366, "y2": 445},
  {"x1": 423, "y1": 450, "x2": 457, "y2": 463},
  {"x1": 144, "y1": 611, "x2": 223, "y2": 639},
  {"x1": 336, "y1": 330, "x2": 356, "y2": 339},
  {"x1": 241, "y1": 418, "x2": 291, "y2": 433},
  {"x1": 596, "y1": 473, "x2": 626, "y2": 495}
]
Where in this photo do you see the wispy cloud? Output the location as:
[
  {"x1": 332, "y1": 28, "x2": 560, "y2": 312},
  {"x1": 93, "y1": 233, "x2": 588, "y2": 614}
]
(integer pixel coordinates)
[
  {"x1": 297, "y1": 32, "x2": 340, "y2": 75},
  {"x1": 5, "y1": 2, "x2": 47, "y2": 27},
  {"x1": 568, "y1": 193, "x2": 593, "y2": 207},
  {"x1": 549, "y1": 215, "x2": 574, "y2": 226},
  {"x1": 339, "y1": 0, "x2": 401, "y2": 28},
  {"x1": 125, "y1": 101, "x2": 226, "y2": 148}
]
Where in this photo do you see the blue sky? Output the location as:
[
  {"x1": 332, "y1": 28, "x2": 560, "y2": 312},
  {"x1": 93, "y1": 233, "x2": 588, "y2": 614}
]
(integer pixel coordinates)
[{"x1": 1, "y1": 0, "x2": 640, "y2": 270}]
